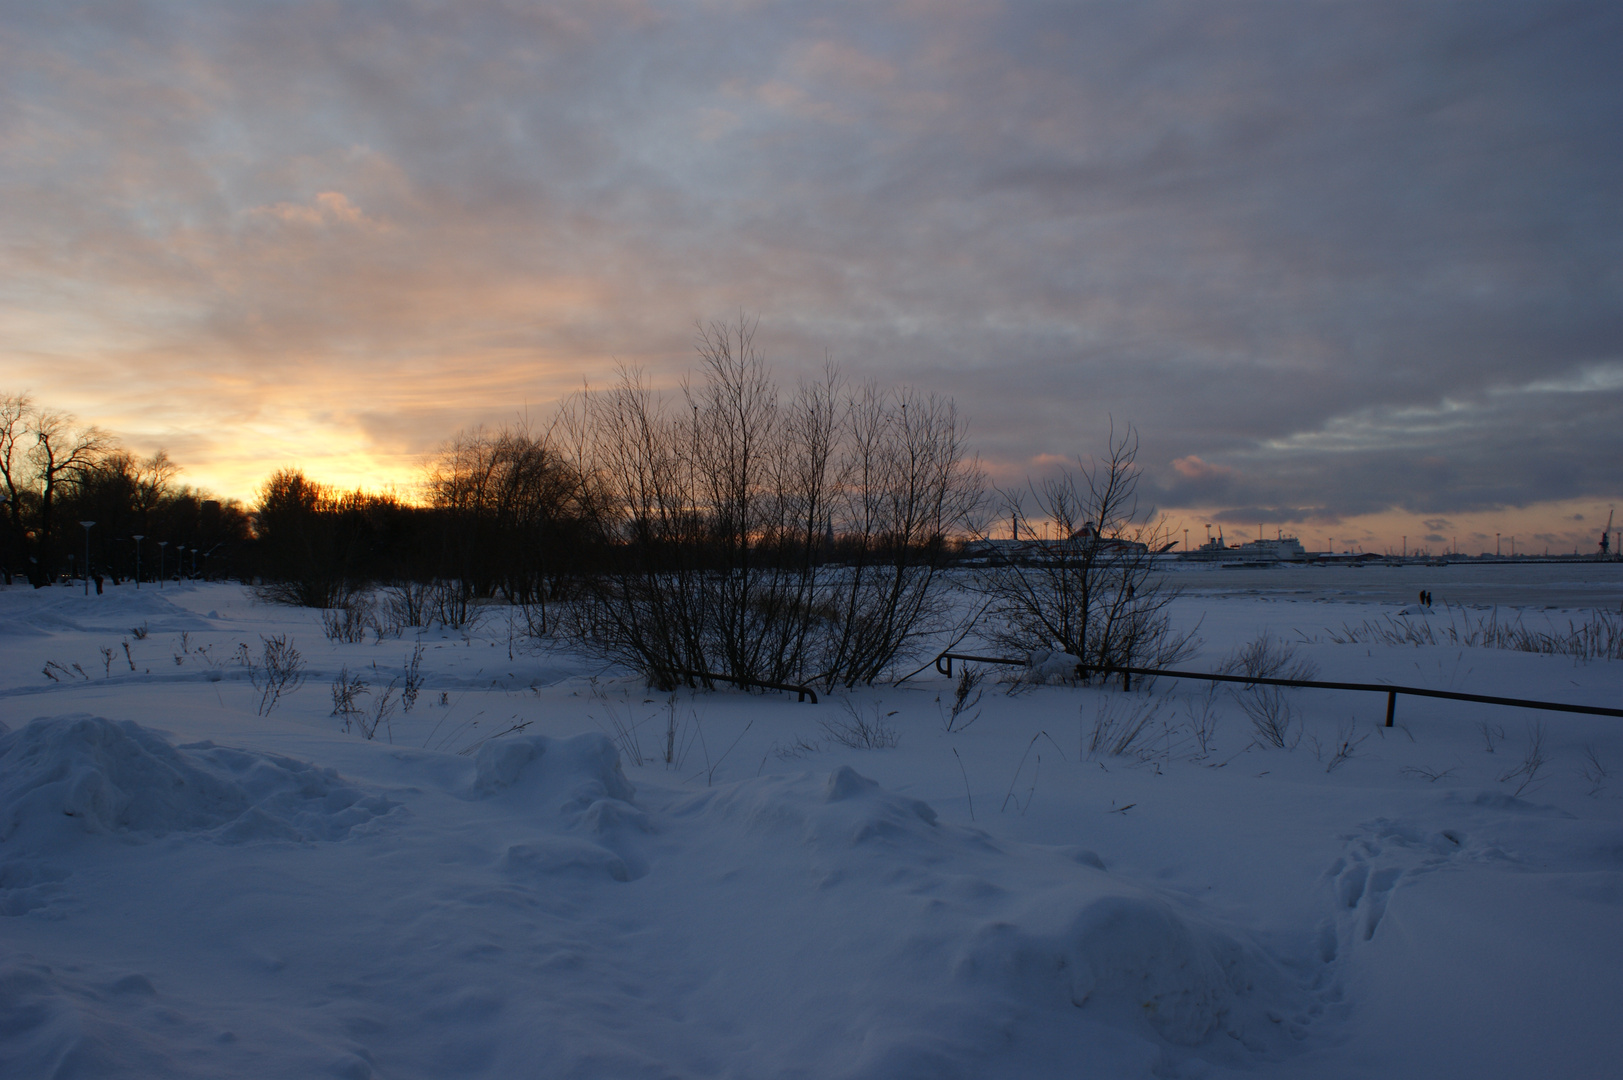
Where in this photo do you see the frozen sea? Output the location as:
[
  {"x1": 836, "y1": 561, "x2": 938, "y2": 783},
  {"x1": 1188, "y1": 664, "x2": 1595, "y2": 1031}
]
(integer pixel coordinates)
[{"x1": 1157, "y1": 559, "x2": 1623, "y2": 610}]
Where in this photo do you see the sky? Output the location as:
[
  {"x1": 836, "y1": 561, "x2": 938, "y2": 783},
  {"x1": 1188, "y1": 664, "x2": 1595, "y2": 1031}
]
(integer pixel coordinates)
[{"x1": 3, "y1": 0, "x2": 1620, "y2": 554}]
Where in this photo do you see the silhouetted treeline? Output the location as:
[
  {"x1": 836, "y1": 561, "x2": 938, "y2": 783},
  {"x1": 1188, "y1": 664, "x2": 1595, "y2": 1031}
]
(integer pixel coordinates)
[
  {"x1": 250, "y1": 429, "x2": 598, "y2": 622},
  {"x1": 245, "y1": 321, "x2": 986, "y2": 688},
  {"x1": 1, "y1": 394, "x2": 250, "y2": 586}
]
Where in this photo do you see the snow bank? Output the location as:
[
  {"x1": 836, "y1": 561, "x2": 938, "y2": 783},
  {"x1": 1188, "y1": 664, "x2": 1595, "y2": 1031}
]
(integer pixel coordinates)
[
  {"x1": 0, "y1": 585, "x2": 221, "y2": 641},
  {"x1": 955, "y1": 890, "x2": 1299, "y2": 1052},
  {"x1": 472, "y1": 730, "x2": 635, "y2": 805},
  {"x1": 674, "y1": 766, "x2": 1306, "y2": 1065},
  {"x1": 473, "y1": 732, "x2": 650, "y2": 882},
  {"x1": 0, "y1": 715, "x2": 396, "y2": 850}
]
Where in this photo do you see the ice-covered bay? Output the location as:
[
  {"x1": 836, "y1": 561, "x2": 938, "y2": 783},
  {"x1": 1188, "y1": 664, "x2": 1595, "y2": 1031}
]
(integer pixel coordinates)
[{"x1": 2, "y1": 579, "x2": 1619, "y2": 1078}]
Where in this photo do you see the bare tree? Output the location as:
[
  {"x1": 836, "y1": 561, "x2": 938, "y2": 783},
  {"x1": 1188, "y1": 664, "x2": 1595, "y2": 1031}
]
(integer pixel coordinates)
[
  {"x1": 0, "y1": 393, "x2": 31, "y2": 583},
  {"x1": 817, "y1": 383, "x2": 984, "y2": 686},
  {"x1": 24, "y1": 408, "x2": 113, "y2": 582},
  {"x1": 573, "y1": 320, "x2": 983, "y2": 691},
  {"x1": 977, "y1": 422, "x2": 1195, "y2": 681},
  {"x1": 425, "y1": 419, "x2": 598, "y2": 628}
]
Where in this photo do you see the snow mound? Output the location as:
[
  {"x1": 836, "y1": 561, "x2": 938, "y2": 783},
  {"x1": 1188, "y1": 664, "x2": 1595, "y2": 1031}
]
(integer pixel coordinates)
[
  {"x1": 1025, "y1": 649, "x2": 1083, "y2": 684},
  {"x1": 675, "y1": 763, "x2": 955, "y2": 855},
  {"x1": 474, "y1": 732, "x2": 649, "y2": 881},
  {"x1": 677, "y1": 767, "x2": 1304, "y2": 1063},
  {"x1": 957, "y1": 891, "x2": 1294, "y2": 1050},
  {"x1": 501, "y1": 837, "x2": 632, "y2": 882},
  {"x1": 473, "y1": 731, "x2": 635, "y2": 807},
  {"x1": 0, "y1": 715, "x2": 396, "y2": 849},
  {"x1": 0, "y1": 949, "x2": 346, "y2": 1079}
]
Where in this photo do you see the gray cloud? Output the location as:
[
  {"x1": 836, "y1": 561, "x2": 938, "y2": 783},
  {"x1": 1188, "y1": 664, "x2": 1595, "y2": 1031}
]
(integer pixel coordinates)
[{"x1": 0, "y1": 0, "x2": 1619, "y2": 531}]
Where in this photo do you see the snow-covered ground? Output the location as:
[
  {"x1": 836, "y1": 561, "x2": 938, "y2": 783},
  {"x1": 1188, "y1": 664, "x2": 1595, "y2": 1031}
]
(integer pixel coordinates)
[{"x1": 3, "y1": 576, "x2": 1620, "y2": 1079}]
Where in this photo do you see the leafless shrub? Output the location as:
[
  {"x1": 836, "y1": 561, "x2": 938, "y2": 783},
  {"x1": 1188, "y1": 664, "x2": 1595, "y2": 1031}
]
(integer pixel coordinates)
[
  {"x1": 1497, "y1": 721, "x2": 1547, "y2": 796},
  {"x1": 321, "y1": 595, "x2": 374, "y2": 644},
  {"x1": 690, "y1": 715, "x2": 755, "y2": 786},
  {"x1": 574, "y1": 321, "x2": 982, "y2": 694},
  {"x1": 661, "y1": 696, "x2": 697, "y2": 769},
  {"x1": 1315, "y1": 720, "x2": 1368, "y2": 773},
  {"x1": 1216, "y1": 635, "x2": 1314, "y2": 749},
  {"x1": 1580, "y1": 743, "x2": 1608, "y2": 796},
  {"x1": 400, "y1": 641, "x2": 425, "y2": 713},
  {"x1": 331, "y1": 665, "x2": 368, "y2": 716},
  {"x1": 345, "y1": 679, "x2": 399, "y2": 741},
  {"x1": 1238, "y1": 686, "x2": 1299, "y2": 748},
  {"x1": 1478, "y1": 720, "x2": 1506, "y2": 753},
  {"x1": 130, "y1": 623, "x2": 149, "y2": 640},
  {"x1": 42, "y1": 660, "x2": 82, "y2": 682},
  {"x1": 1326, "y1": 604, "x2": 1623, "y2": 662},
  {"x1": 938, "y1": 664, "x2": 984, "y2": 733},
  {"x1": 122, "y1": 641, "x2": 135, "y2": 670},
  {"x1": 1220, "y1": 635, "x2": 1318, "y2": 683},
  {"x1": 100, "y1": 646, "x2": 114, "y2": 676},
  {"x1": 976, "y1": 423, "x2": 1198, "y2": 684},
  {"x1": 1084, "y1": 696, "x2": 1159, "y2": 758},
  {"x1": 1186, "y1": 682, "x2": 1224, "y2": 757},
  {"x1": 1001, "y1": 732, "x2": 1045, "y2": 814},
  {"x1": 772, "y1": 734, "x2": 823, "y2": 760},
  {"x1": 1399, "y1": 764, "x2": 1458, "y2": 782},
  {"x1": 591, "y1": 691, "x2": 649, "y2": 767},
  {"x1": 820, "y1": 699, "x2": 900, "y2": 749},
  {"x1": 431, "y1": 580, "x2": 484, "y2": 631},
  {"x1": 242, "y1": 634, "x2": 307, "y2": 716},
  {"x1": 382, "y1": 581, "x2": 434, "y2": 630}
]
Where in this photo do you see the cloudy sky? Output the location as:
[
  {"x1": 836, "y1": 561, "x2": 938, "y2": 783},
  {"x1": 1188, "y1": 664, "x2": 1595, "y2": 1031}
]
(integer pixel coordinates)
[{"x1": 3, "y1": 0, "x2": 1620, "y2": 553}]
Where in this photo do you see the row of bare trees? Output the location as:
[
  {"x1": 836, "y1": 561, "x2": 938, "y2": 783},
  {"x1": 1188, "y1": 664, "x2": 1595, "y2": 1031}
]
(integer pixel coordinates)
[
  {"x1": 230, "y1": 321, "x2": 1190, "y2": 690},
  {"x1": 1, "y1": 393, "x2": 248, "y2": 586},
  {"x1": 402, "y1": 322, "x2": 1183, "y2": 689}
]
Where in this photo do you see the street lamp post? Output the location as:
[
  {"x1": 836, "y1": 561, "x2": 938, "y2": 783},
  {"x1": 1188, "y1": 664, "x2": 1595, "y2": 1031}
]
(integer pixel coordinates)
[
  {"x1": 158, "y1": 541, "x2": 168, "y2": 588},
  {"x1": 133, "y1": 534, "x2": 144, "y2": 589},
  {"x1": 80, "y1": 521, "x2": 95, "y2": 596}
]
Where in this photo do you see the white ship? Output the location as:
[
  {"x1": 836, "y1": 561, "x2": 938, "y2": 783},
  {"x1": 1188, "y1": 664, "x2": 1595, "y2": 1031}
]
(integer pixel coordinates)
[{"x1": 1183, "y1": 528, "x2": 1307, "y2": 563}]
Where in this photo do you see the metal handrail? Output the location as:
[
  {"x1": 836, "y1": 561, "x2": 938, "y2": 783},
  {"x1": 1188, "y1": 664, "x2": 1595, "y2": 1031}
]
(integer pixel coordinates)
[
  {"x1": 668, "y1": 668, "x2": 818, "y2": 704},
  {"x1": 932, "y1": 652, "x2": 1621, "y2": 726}
]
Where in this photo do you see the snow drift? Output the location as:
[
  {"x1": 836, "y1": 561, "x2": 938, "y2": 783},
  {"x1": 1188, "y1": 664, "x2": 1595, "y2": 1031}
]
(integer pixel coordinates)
[
  {"x1": 0, "y1": 715, "x2": 396, "y2": 849},
  {"x1": 671, "y1": 765, "x2": 1308, "y2": 1068}
]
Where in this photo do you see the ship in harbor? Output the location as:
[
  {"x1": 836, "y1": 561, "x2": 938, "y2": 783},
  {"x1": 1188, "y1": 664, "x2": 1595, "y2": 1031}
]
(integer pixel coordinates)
[{"x1": 1182, "y1": 527, "x2": 1307, "y2": 564}]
